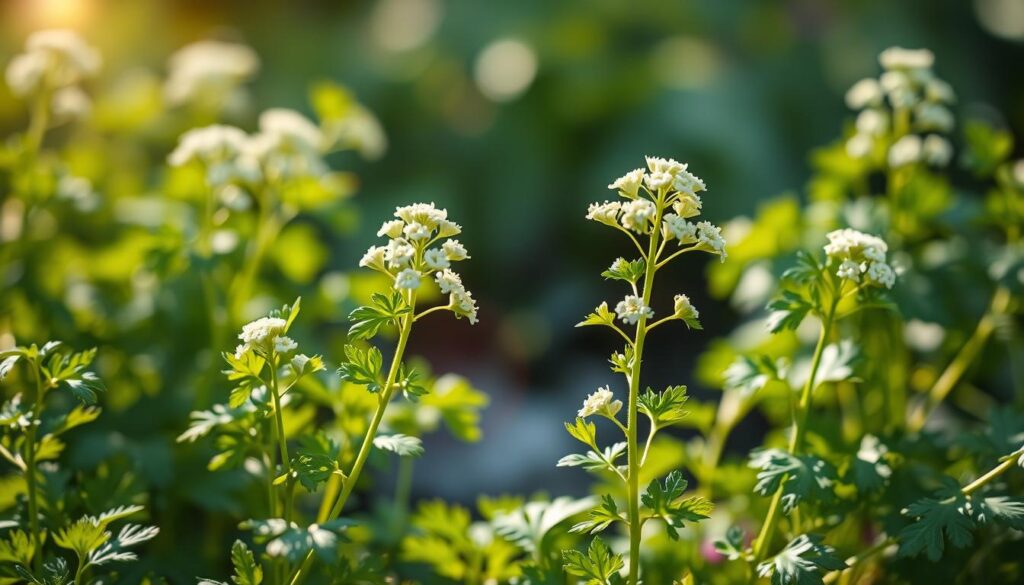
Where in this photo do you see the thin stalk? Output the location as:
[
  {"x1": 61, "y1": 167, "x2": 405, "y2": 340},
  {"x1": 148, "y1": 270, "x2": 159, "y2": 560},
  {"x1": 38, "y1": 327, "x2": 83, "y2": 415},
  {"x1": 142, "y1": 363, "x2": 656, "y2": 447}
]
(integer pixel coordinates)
[
  {"x1": 268, "y1": 360, "x2": 293, "y2": 585},
  {"x1": 290, "y1": 293, "x2": 417, "y2": 585},
  {"x1": 625, "y1": 198, "x2": 663, "y2": 585},
  {"x1": 824, "y1": 451, "x2": 1020, "y2": 582},
  {"x1": 907, "y1": 286, "x2": 1011, "y2": 432},
  {"x1": 25, "y1": 363, "x2": 44, "y2": 573},
  {"x1": 753, "y1": 303, "x2": 837, "y2": 561},
  {"x1": 25, "y1": 88, "x2": 51, "y2": 155}
]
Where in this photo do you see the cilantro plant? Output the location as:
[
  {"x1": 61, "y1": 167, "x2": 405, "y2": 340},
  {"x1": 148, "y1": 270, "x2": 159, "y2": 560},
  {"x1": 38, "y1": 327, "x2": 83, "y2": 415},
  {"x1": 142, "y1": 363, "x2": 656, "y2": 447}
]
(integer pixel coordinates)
[
  {"x1": 562, "y1": 157, "x2": 724, "y2": 583},
  {"x1": 0, "y1": 342, "x2": 158, "y2": 583}
]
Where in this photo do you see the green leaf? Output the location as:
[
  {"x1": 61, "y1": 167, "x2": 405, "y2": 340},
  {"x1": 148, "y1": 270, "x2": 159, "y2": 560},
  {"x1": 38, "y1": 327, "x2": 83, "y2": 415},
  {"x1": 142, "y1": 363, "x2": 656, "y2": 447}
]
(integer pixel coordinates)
[
  {"x1": 638, "y1": 386, "x2": 689, "y2": 426},
  {"x1": 493, "y1": 497, "x2": 595, "y2": 554},
  {"x1": 601, "y1": 258, "x2": 646, "y2": 283},
  {"x1": 577, "y1": 302, "x2": 616, "y2": 328},
  {"x1": 561, "y1": 537, "x2": 624, "y2": 585},
  {"x1": 222, "y1": 351, "x2": 267, "y2": 408},
  {"x1": 756, "y1": 534, "x2": 845, "y2": 585},
  {"x1": 790, "y1": 341, "x2": 858, "y2": 390},
  {"x1": 395, "y1": 364, "x2": 428, "y2": 400},
  {"x1": 898, "y1": 492, "x2": 976, "y2": 561},
  {"x1": 765, "y1": 290, "x2": 813, "y2": 333},
  {"x1": 570, "y1": 495, "x2": 622, "y2": 535},
  {"x1": 289, "y1": 354, "x2": 325, "y2": 379},
  {"x1": 348, "y1": 292, "x2": 409, "y2": 341},
  {"x1": 292, "y1": 433, "x2": 341, "y2": 491},
  {"x1": 557, "y1": 442, "x2": 626, "y2": 473},
  {"x1": 749, "y1": 449, "x2": 837, "y2": 513},
  {"x1": 845, "y1": 435, "x2": 891, "y2": 494},
  {"x1": 977, "y1": 496, "x2": 1024, "y2": 530},
  {"x1": 712, "y1": 526, "x2": 748, "y2": 561},
  {"x1": 241, "y1": 518, "x2": 351, "y2": 563},
  {"x1": 640, "y1": 470, "x2": 712, "y2": 539},
  {"x1": 420, "y1": 374, "x2": 488, "y2": 442},
  {"x1": 962, "y1": 119, "x2": 1013, "y2": 178},
  {"x1": 337, "y1": 345, "x2": 384, "y2": 392},
  {"x1": 230, "y1": 540, "x2": 263, "y2": 585},
  {"x1": 723, "y1": 355, "x2": 786, "y2": 396},
  {"x1": 373, "y1": 434, "x2": 424, "y2": 457},
  {"x1": 565, "y1": 418, "x2": 598, "y2": 451},
  {"x1": 0, "y1": 353, "x2": 21, "y2": 380},
  {"x1": 0, "y1": 529, "x2": 35, "y2": 566},
  {"x1": 780, "y1": 251, "x2": 822, "y2": 285},
  {"x1": 50, "y1": 404, "x2": 101, "y2": 436}
]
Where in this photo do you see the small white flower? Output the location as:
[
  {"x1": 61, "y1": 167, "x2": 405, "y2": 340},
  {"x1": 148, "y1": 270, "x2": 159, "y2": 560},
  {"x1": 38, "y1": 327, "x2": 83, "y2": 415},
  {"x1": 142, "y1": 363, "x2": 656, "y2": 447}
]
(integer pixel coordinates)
[
  {"x1": 50, "y1": 86, "x2": 91, "y2": 120},
  {"x1": 442, "y1": 239, "x2": 469, "y2": 261},
  {"x1": 879, "y1": 70, "x2": 911, "y2": 93},
  {"x1": 377, "y1": 219, "x2": 404, "y2": 238},
  {"x1": 424, "y1": 248, "x2": 450, "y2": 270},
  {"x1": 879, "y1": 47, "x2": 934, "y2": 71},
  {"x1": 259, "y1": 108, "x2": 323, "y2": 152},
  {"x1": 663, "y1": 213, "x2": 697, "y2": 242},
  {"x1": 4, "y1": 51, "x2": 48, "y2": 96},
  {"x1": 608, "y1": 168, "x2": 645, "y2": 198},
  {"x1": 644, "y1": 171, "x2": 674, "y2": 191},
  {"x1": 26, "y1": 29, "x2": 102, "y2": 81},
  {"x1": 1013, "y1": 160, "x2": 1024, "y2": 186},
  {"x1": 614, "y1": 294, "x2": 653, "y2": 325},
  {"x1": 846, "y1": 134, "x2": 873, "y2": 159},
  {"x1": 578, "y1": 386, "x2": 622, "y2": 418},
  {"x1": 836, "y1": 259, "x2": 862, "y2": 282},
  {"x1": 673, "y1": 169, "x2": 705, "y2": 195},
  {"x1": 385, "y1": 238, "x2": 415, "y2": 268},
  {"x1": 925, "y1": 78, "x2": 955, "y2": 104},
  {"x1": 914, "y1": 103, "x2": 954, "y2": 132},
  {"x1": 274, "y1": 336, "x2": 298, "y2": 354},
  {"x1": 168, "y1": 124, "x2": 249, "y2": 167},
  {"x1": 922, "y1": 134, "x2": 952, "y2": 167},
  {"x1": 394, "y1": 202, "x2": 447, "y2": 229},
  {"x1": 238, "y1": 317, "x2": 287, "y2": 353},
  {"x1": 824, "y1": 228, "x2": 888, "y2": 259},
  {"x1": 586, "y1": 201, "x2": 621, "y2": 225},
  {"x1": 645, "y1": 156, "x2": 685, "y2": 176},
  {"x1": 845, "y1": 78, "x2": 883, "y2": 109},
  {"x1": 620, "y1": 199, "x2": 656, "y2": 233},
  {"x1": 673, "y1": 294, "x2": 699, "y2": 320},
  {"x1": 888, "y1": 135, "x2": 922, "y2": 168},
  {"x1": 403, "y1": 222, "x2": 431, "y2": 241},
  {"x1": 394, "y1": 268, "x2": 421, "y2": 290},
  {"x1": 360, "y1": 245, "x2": 387, "y2": 271},
  {"x1": 451, "y1": 288, "x2": 479, "y2": 324},
  {"x1": 437, "y1": 218, "x2": 462, "y2": 238},
  {"x1": 165, "y1": 40, "x2": 259, "y2": 106},
  {"x1": 696, "y1": 221, "x2": 727, "y2": 260},
  {"x1": 855, "y1": 109, "x2": 888, "y2": 136},
  {"x1": 672, "y1": 193, "x2": 703, "y2": 218},
  {"x1": 434, "y1": 269, "x2": 464, "y2": 294},
  {"x1": 866, "y1": 261, "x2": 896, "y2": 289}
]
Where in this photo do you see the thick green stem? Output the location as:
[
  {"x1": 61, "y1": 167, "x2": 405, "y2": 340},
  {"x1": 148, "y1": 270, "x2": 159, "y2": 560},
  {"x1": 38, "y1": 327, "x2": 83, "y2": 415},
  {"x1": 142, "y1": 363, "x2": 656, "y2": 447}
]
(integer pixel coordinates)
[
  {"x1": 25, "y1": 363, "x2": 44, "y2": 573},
  {"x1": 753, "y1": 304, "x2": 836, "y2": 561},
  {"x1": 907, "y1": 287, "x2": 1011, "y2": 432},
  {"x1": 625, "y1": 201, "x2": 663, "y2": 585},
  {"x1": 290, "y1": 294, "x2": 417, "y2": 585}
]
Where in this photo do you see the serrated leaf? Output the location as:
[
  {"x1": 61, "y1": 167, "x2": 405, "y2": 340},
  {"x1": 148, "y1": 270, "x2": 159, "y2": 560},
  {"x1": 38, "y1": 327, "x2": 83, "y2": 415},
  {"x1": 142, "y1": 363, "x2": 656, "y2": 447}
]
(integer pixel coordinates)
[
  {"x1": 766, "y1": 290, "x2": 813, "y2": 333},
  {"x1": 348, "y1": 292, "x2": 409, "y2": 341},
  {"x1": 337, "y1": 345, "x2": 384, "y2": 392},
  {"x1": 756, "y1": 534, "x2": 845, "y2": 585},
  {"x1": 565, "y1": 418, "x2": 598, "y2": 451},
  {"x1": 557, "y1": 442, "x2": 626, "y2": 473},
  {"x1": 577, "y1": 302, "x2": 616, "y2": 328},
  {"x1": 898, "y1": 494, "x2": 976, "y2": 561},
  {"x1": 373, "y1": 434, "x2": 424, "y2": 457},
  {"x1": 638, "y1": 386, "x2": 689, "y2": 426},
  {"x1": 230, "y1": 540, "x2": 262, "y2": 585},
  {"x1": 640, "y1": 470, "x2": 712, "y2": 540},
  {"x1": 749, "y1": 449, "x2": 836, "y2": 513},
  {"x1": 723, "y1": 355, "x2": 786, "y2": 396},
  {"x1": 601, "y1": 258, "x2": 646, "y2": 283},
  {"x1": 561, "y1": 537, "x2": 624, "y2": 585},
  {"x1": 570, "y1": 495, "x2": 622, "y2": 535}
]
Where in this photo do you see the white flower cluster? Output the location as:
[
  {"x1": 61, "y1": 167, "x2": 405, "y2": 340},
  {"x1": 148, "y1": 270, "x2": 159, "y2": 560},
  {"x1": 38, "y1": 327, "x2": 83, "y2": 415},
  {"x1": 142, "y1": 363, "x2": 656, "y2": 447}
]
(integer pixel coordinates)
[
  {"x1": 4, "y1": 29, "x2": 101, "y2": 121},
  {"x1": 167, "y1": 108, "x2": 327, "y2": 188},
  {"x1": 844, "y1": 47, "x2": 954, "y2": 168},
  {"x1": 824, "y1": 228, "x2": 896, "y2": 289},
  {"x1": 588, "y1": 156, "x2": 726, "y2": 261},
  {"x1": 578, "y1": 386, "x2": 622, "y2": 418},
  {"x1": 165, "y1": 40, "x2": 260, "y2": 108},
  {"x1": 614, "y1": 294, "x2": 653, "y2": 325},
  {"x1": 234, "y1": 316, "x2": 296, "y2": 358},
  {"x1": 360, "y1": 203, "x2": 478, "y2": 324}
]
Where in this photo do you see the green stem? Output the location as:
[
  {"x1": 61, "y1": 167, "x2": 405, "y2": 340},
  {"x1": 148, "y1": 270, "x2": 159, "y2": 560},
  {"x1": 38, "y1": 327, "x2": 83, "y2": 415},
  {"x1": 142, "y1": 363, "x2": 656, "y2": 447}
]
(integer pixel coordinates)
[
  {"x1": 625, "y1": 201, "x2": 663, "y2": 585},
  {"x1": 907, "y1": 287, "x2": 1011, "y2": 432},
  {"x1": 290, "y1": 293, "x2": 417, "y2": 585},
  {"x1": 753, "y1": 303, "x2": 837, "y2": 561},
  {"x1": 824, "y1": 451, "x2": 1020, "y2": 582},
  {"x1": 25, "y1": 363, "x2": 44, "y2": 574},
  {"x1": 25, "y1": 88, "x2": 51, "y2": 155}
]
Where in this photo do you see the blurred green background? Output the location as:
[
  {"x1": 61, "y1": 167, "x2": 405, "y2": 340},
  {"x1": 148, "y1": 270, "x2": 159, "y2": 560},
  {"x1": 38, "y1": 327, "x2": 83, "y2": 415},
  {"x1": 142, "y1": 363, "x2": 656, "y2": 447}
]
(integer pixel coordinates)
[{"x1": 3, "y1": 0, "x2": 1024, "y2": 576}]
